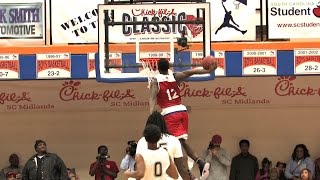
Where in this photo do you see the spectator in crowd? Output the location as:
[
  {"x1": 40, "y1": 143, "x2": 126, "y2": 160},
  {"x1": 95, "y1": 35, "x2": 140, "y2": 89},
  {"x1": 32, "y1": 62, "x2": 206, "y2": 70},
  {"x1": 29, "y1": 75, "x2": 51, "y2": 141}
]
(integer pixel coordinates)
[
  {"x1": 300, "y1": 168, "x2": 313, "y2": 180},
  {"x1": 0, "y1": 154, "x2": 23, "y2": 180},
  {"x1": 285, "y1": 144, "x2": 314, "y2": 180},
  {"x1": 276, "y1": 162, "x2": 287, "y2": 180},
  {"x1": 255, "y1": 157, "x2": 272, "y2": 180},
  {"x1": 67, "y1": 168, "x2": 80, "y2": 180},
  {"x1": 314, "y1": 156, "x2": 320, "y2": 180},
  {"x1": 89, "y1": 145, "x2": 119, "y2": 180},
  {"x1": 269, "y1": 167, "x2": 280, "y2": 180},
  {"x1": 120, "y1": 141, "x2": 137, "y2": 180},
  {"x1": 229, "y1": 139, "x2": 259, "y2": 180},
  {"x1": 5, "y1": 172, "x2": 17, "y2": 180},
  {"x1": 120, "y1": 141, "x2": 137, "y2": 171},
  {"x1": 203, "y1": 134, "x2": 231, "y2": 180},
  {"x1": 22, "y1": 140, "x2": 68, "y2": 180}
]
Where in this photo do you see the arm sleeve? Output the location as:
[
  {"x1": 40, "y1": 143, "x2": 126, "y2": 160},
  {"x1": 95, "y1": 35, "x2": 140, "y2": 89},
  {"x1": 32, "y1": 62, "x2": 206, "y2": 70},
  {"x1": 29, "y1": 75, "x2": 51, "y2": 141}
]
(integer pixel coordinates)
[
  {"x1": 120, "y1": 155, "x2": 131, "y2": 170},
  {"x1": 306, "y1": 158, "x2": 315, "y2": 178},
  {"x1": 56, "y1": 155, "x2": 69, "y2": 180},
  {"x1": 285, "y1": 160, "x2": 294, "y2": 178},
  {"x1": 216, "y1": 149, "x2": 231, "y2": 166},
  {"x1": 229, "y1": 158, "x2": 236, "y2": 180}
]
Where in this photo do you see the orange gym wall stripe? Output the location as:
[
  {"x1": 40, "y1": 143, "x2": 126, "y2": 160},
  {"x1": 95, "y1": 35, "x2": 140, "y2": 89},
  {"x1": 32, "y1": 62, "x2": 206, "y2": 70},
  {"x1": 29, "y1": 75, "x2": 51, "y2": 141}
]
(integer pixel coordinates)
[{"x1": 0, "y1": 42, "x2": 319, "y2": 54}]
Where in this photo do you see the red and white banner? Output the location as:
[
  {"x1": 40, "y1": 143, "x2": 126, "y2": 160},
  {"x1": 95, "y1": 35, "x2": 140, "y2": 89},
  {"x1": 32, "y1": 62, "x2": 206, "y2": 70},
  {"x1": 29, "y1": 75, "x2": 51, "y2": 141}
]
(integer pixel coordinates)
[
  {"x1": 268, "y1": 0, "x2": 320, "y2": 39},
  {"x1": 36, "y1": 53, "x2": 71, "y2": 79},
  {"x1": 1, "y1": 76, "x2": 320, "y2": 112}
]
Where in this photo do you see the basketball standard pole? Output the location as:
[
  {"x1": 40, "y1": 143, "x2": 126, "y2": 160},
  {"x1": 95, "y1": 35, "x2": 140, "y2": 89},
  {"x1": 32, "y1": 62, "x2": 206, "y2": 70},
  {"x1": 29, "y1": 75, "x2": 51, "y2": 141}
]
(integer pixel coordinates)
[{"x1": 103, "y1": 7, "x2": 207, "y2": 71}]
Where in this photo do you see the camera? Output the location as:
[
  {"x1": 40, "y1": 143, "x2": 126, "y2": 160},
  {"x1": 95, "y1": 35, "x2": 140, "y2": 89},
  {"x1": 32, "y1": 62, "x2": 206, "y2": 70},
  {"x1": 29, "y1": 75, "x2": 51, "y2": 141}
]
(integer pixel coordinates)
[
  {"x1": 127, "y1": 141, "x2": 137, "y2": 157},
  {"x1": 96, "y1": 150, "x2": 109, "y2": 160},
  {"x1": 208, "y1": 143, "x2": 220, "y2": 149}
]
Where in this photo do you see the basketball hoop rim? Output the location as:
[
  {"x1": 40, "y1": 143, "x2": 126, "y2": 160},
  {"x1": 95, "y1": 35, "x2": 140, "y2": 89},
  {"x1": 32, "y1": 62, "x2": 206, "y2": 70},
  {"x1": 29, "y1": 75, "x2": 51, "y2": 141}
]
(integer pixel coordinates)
[{"x1": 233, "y1": 0, "x2": 240, "y2": 5}]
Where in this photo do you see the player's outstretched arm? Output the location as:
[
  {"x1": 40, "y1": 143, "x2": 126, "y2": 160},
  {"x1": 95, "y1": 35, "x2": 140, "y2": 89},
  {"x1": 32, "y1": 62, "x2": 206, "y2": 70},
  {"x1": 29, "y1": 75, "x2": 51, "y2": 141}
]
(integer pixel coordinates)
[
  {"x1": 124, "y1": 154, "x2": 145, "y2": 179},
  {"x1": 174, "y1": 62, "x2": 217, "y2": 82},
  {"x1": 166, "y1": 155, "x2": 179, "y2": 179},
  {"x1": 149, "y1": 78, "x2": 159, "y2": 114},
  {"x1": 174, "y1": 157, "x2": 190, "y2": 180}
]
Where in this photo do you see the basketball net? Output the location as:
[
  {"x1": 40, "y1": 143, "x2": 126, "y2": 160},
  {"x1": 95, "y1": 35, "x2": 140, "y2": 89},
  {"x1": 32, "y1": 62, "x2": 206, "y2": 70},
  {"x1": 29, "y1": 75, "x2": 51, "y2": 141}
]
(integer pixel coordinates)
[
  {"x1": 233, "y1": 0, "x2": 240, "y2": 9},
  {"x1": 140, "y1": 58, "x2": 159, "y2": 89}
]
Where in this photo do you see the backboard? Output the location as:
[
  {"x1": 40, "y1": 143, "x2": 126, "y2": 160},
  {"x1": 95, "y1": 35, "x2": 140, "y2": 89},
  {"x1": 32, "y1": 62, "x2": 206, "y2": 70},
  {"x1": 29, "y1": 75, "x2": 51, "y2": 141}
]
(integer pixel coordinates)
[{"x1": 96, "y1": 2, "x2": 214, "y2": 83}]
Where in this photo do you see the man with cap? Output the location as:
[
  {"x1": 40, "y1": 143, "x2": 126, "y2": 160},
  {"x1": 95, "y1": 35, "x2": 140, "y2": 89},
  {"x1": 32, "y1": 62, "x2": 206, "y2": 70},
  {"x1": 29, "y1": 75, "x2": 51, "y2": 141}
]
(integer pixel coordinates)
[
  {"x1": 202, "y1": 134, "x2": 231, "y2": 180},
  {"x1": 22, "y1": 140, "x2": 68, "y2": 180}
]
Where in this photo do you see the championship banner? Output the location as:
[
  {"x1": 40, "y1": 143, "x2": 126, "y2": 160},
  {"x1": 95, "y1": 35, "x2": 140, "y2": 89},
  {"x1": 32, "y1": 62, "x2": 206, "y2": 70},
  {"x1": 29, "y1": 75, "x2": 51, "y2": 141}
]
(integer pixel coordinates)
[
  {"x1": 0, "y1": 2, "x2": 44, "y2": 39},
  {"x1": 268, "y1": 0, "x2": 320, "y2": 39},
  {"x1": 51, "y1": 0, "x2": 103, "y2": 44},
  {"x1": 294, "y1": 49, "x2": 320, "y2": 74},
  {"x1": 36, "y1": 53, "x2": 71, "y2": 79},
  {"x1": 87, "y1": 52, "x2": 122, "y2": 78},
  {"x1": 0, "y1": 54, "x2": 19, "y2": 79},
  {"x1": 191, "y1": 51, "x2": 225, "y2": 76},
  {"x1": 208, "y1": 0, "x2": 256, "y2": 41},
  {"x1": 242, "y1": 50, "x2": 277, "y2": 76}
]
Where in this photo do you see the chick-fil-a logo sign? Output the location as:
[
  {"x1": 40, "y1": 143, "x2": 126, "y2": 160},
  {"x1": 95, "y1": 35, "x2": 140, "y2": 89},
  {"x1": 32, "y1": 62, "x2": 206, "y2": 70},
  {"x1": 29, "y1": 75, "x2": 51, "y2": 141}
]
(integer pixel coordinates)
[
  {"x1": 0, "y1": 92, "x2": 31, "y2": 104},
  {"x1": 59, "y1": 81, "x2": 135, "y2": 102},
  {"x1": 275, "y1": 76, "x2": 320, "y2": 96},
  {"x1": 179, "y1": 82, "x2": 247, "y2": 99}
]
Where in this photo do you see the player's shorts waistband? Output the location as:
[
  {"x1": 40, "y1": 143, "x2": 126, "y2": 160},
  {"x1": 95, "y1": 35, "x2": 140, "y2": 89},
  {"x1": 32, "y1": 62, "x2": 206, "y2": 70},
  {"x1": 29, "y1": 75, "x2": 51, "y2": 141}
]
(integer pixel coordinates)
[{"x1": 161, "y1": 104, "x2": 187, "y2": 116}]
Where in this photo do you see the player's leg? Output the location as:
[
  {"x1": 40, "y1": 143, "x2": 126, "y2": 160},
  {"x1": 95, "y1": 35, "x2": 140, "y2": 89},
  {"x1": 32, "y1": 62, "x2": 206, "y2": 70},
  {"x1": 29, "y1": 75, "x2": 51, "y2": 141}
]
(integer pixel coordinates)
[
  {"x1": 164, "y1": 112, "x2": 210, "y2": 180},
  {"x1": 164, "y1": 113, "x2": 192, "y2": 179},
  {"x1": 178, "y1": 112, "x2": 210, "y2": 180}
]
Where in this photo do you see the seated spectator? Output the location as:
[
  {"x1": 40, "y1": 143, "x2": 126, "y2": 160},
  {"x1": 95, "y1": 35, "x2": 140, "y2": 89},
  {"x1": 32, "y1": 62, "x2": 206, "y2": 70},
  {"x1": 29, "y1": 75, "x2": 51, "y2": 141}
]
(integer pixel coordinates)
[
  {"x1": 255, "y1": 158, "x2": 272, "y2": 180},
  {"x1": 67, "y1": 168, "x2": 80, "y2": 180},
  {"x1": 285, "y1": 144, "x2": 314, "y2": 180},
  {"x1": 0, "y1": 154, "x2": 23, "y2": 180},
  {"x1": 5, "y1": 172, "x2": 17, "y2": 180},
  {"x1": 276, "y1": 162, "x2": 287, "y2": 180},
  {"x1": 269, "y1": 167, "x2": 280, "y2": 180},
  {"x1": 300, "y1": 168, "x2": 313, "y2": 180}
]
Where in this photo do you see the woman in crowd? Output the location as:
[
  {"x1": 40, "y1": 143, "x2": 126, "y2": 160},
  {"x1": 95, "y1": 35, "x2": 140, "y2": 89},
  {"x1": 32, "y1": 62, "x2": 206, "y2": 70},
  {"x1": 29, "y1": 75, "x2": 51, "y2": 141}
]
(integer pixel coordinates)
[{"x1": 285, "y1": 144, "x2": 315, "y2": 179}]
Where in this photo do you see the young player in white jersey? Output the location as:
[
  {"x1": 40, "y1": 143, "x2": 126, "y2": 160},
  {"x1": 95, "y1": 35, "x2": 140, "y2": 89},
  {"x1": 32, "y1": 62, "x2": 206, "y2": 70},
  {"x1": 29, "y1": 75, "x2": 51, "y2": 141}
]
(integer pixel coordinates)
[
  {"x1": 136, "y1": 111, "x2": 191, "y2": 180},
  {"x1": 124, "y1": 124, "x2": 179, "y2": 180}
]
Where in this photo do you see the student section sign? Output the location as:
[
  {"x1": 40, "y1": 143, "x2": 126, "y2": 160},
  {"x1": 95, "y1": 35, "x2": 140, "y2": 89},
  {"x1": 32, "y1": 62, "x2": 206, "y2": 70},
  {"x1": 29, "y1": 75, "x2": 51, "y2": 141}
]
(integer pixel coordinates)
[{"x1": 268, "y1": 0, "x2": 320, "y2": 39}]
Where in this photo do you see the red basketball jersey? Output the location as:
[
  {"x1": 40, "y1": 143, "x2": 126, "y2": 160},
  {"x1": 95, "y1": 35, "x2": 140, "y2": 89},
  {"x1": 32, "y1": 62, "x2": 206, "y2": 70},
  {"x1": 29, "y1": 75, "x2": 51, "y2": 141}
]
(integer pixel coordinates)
[{"x1": 155, "y1": 72, "x2": 182, "y2": 109}]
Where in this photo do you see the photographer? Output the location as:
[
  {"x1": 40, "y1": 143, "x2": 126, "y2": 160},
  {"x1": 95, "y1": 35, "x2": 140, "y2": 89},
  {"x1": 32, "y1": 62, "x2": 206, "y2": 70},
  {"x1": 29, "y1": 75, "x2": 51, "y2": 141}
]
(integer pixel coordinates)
[
  {"x1": 89, "y1": 145, "x2": 119, "y2": 180},
  {"x1": 203, "y1": 134, "x2": 231, "y2": 180},
  {"x1": 120, "y1": 141, "x2": 137, "y2": 172}
]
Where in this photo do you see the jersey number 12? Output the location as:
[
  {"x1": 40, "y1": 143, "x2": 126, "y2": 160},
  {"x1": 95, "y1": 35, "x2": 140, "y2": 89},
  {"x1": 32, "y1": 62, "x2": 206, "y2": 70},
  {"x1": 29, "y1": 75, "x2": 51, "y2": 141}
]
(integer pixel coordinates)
[{"x1": 166, "y1": 89, "x2": 179, "y2": 101}]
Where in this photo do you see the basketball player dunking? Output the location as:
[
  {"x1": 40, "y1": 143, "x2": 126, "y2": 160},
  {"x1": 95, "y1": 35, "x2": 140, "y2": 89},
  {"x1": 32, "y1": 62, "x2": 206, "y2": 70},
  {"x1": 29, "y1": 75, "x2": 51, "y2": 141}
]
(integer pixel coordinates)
[
  {"x1": 124, "y1": 124, "x2": 179, "y2": 180},
  {"x1": 149, "y1": 58, "x2": 217, "y2": 180}
]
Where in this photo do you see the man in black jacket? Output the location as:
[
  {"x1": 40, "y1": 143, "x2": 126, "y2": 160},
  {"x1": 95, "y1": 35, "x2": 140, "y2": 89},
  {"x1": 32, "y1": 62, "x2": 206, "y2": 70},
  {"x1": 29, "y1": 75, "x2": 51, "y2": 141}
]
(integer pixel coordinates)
[
  {"x1": 22, "y1": 140, "x2": 68, "y2": 180},
  {"x1": 229, "y1": 139, "x2": 259, "y2": 180}
]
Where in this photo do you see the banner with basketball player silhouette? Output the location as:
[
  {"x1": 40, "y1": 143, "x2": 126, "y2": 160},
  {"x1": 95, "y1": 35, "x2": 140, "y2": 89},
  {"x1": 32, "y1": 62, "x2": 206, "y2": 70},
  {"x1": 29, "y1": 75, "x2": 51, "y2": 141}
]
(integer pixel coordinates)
[
  {"x1": 209, "y1": 0, "x2": 256, "y2": 41},
  {"x1": 268, "y1": 0, "x2": 320, "y2": 39}
]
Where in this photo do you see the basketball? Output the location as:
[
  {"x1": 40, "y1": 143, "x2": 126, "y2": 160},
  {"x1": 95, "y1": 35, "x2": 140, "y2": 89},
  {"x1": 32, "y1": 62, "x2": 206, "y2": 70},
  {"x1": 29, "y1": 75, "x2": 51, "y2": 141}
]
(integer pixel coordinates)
[{"x1": 201, "y1": 56, "x2": 215, "y2": 70}]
